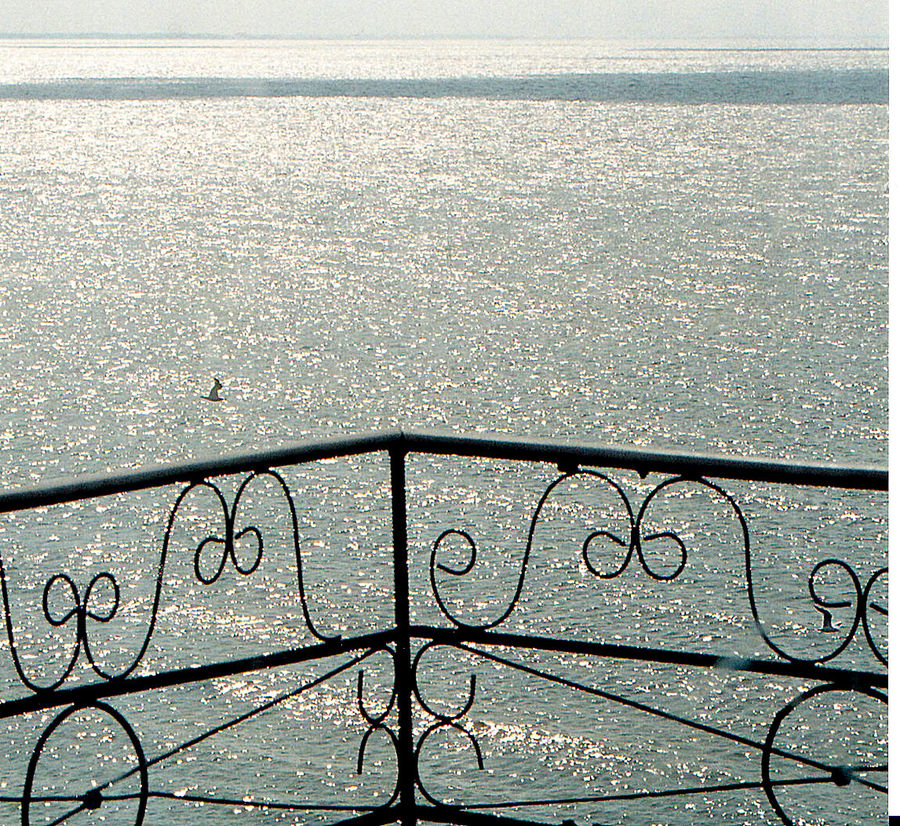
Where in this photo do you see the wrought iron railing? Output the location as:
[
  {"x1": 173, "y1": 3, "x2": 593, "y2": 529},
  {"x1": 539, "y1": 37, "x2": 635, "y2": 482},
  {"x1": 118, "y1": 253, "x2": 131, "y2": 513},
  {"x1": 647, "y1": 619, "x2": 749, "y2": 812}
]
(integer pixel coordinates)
[{"x1": 0, "y1": 429, "x2": 886, "y2": 826}]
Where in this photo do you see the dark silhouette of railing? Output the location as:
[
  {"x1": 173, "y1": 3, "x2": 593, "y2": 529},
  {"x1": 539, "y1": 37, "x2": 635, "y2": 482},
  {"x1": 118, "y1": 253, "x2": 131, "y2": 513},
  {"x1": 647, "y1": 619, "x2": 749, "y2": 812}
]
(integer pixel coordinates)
[{"x1": 0, "y1": 429, "x2": 886, "y2": 826}]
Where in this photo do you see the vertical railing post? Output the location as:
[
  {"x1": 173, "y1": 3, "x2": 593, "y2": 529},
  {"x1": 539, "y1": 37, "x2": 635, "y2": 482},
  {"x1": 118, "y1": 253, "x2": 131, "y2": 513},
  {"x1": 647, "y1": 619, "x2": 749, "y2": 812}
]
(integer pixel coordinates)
[{"x1": 390, "y1": 443, "x2": 416, "y2": 826}]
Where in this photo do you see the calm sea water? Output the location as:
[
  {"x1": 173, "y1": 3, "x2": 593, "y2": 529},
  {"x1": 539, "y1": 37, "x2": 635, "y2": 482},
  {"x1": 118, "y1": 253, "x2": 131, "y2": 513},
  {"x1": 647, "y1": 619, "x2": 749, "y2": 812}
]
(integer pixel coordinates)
[{"x1": 0, "y1": 40, "x2": 887, "y2": 825}]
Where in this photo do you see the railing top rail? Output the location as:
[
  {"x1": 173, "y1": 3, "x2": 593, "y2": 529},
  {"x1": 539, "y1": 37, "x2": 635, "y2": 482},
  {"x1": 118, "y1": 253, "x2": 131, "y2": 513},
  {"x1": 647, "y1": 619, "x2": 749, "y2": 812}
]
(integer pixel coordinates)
[
  {"x1": 402, "y1": 429, "x2": 889, "y2": 490},
  {"x1": 0, "y1": 428, "x2": 886, "y2": 514},
  {"x1": 0, "y1": 430, "x2": 400, "y2": 514}
]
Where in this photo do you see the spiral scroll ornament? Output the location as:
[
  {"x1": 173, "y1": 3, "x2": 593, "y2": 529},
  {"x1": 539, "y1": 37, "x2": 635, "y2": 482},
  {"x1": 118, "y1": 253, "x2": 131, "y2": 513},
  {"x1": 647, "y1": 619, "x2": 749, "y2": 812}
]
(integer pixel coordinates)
[
  {"x1": 0, "y1": 469, "x2": 334, "y2": 692},
  {"x1": 430, "y1": 470, "x2": 887, "y2": 666}
]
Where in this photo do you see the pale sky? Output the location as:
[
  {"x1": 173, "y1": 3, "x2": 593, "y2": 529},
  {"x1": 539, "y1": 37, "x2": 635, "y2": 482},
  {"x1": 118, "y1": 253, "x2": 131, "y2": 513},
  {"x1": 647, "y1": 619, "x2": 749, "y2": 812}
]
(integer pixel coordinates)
[{"x1": 0, "y1": 0, "x2": 889, "y2": 45}]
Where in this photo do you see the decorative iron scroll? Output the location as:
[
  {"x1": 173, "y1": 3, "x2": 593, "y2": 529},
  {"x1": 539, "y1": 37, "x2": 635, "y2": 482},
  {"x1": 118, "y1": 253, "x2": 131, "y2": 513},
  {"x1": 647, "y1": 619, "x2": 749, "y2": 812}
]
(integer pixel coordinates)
[
  {"x1": 0, "y1": 469, "x2": 335, "y2": 693},
  {"x1": 430, "y1": 470, "x2": 888, "y2": 666},
  {"x1": 356, "y1": 646, "x2": 402, "y2": 807},
  {"x1": 0, "y1": 433, "x2": 885, "y2": 826},
  {"x1": 411, "y1": 642, "x2": 483, "y2": 807}
]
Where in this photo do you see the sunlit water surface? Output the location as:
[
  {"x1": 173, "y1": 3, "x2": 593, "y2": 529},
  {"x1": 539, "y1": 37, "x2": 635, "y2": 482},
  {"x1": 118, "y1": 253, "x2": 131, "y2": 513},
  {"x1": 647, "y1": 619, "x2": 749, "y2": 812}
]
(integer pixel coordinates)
[{"x1": 0, "y1": 40, "x2": 887, "y2": 825}]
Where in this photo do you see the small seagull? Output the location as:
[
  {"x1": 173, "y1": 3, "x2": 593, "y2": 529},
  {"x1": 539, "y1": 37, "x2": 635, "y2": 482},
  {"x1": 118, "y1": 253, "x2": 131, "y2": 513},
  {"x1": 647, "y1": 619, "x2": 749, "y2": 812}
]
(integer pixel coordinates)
[{"x1": 202, "y1": 378, "x2": 224, "y2": 402}]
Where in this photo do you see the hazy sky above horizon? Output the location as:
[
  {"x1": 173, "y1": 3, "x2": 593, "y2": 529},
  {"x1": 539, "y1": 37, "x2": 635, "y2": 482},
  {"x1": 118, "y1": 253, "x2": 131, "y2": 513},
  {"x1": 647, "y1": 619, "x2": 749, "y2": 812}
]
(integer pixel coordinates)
[{"x1": 0, "y1": 0, "x2": 889, "y2": 44}]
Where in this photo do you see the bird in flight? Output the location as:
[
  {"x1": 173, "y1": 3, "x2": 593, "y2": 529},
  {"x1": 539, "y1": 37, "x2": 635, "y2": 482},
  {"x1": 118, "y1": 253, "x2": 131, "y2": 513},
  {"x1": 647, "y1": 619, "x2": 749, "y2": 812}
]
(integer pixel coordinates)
[{"x1": 202, "y1": 378, "x2": 224, "y2": 402}]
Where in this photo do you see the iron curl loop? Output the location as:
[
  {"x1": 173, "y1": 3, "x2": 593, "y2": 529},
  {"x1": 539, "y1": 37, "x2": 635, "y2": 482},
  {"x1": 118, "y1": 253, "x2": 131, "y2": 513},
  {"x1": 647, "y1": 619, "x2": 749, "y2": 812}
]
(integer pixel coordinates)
[
  {"x1": 861, "y1": 567, "x2": 887, "y2": 665},
  {"x1": 355, "y1": 723, "x2": 401, "y2": 807},
  {"x1": 414, "y1": 719, "x2": 484, "y2": 807},
  {"x1": 357, "y1": 646, "x2": 398, "y2": 726},
  {"x1": 531, "y1": 469, "x2": 635, "y2": 589},
  {"x1": 429, "y1": 529, "x2": 484, "y2": 628},
  {"x1": 42, "y1": 573, "x2": 80, "y2": 628},
  {"x1": 806, "y1": 558, "x2": 862, "y2": 649},
  {"x1": 83, "y1": 572, "x2": 121, "y2": 623},
  {"x1": 635, "y1": 530, "x2": 689, "y2": 581},
  {"x1": 581, "y1": 529, "x2": 633, "y2": 579},
  {"x1": 412, "y1": 642, "x2": 477, "y2": 723},
  {"x1": 231, "y1": 526, "x2": 264, "y2": 575},
  {"x1": 432, "y1": 529, "x2": 477, "y2": 577},
  {"x1": 633, "y1": 477, "x2": 710, "y2": 581}
]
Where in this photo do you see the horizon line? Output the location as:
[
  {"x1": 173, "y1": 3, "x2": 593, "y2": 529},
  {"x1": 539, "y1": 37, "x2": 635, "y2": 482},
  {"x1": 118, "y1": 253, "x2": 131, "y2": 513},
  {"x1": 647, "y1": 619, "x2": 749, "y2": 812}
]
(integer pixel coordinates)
[{"x1": 0, "y1": 32, "x2": 888, "y2": 50}]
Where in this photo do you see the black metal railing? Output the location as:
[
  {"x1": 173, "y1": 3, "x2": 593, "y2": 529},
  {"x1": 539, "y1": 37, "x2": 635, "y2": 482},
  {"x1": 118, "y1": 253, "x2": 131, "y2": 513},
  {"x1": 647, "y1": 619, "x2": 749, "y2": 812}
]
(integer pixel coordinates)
[{"x1": 0, "y1": 429, "x2": 886, "y2": 826}]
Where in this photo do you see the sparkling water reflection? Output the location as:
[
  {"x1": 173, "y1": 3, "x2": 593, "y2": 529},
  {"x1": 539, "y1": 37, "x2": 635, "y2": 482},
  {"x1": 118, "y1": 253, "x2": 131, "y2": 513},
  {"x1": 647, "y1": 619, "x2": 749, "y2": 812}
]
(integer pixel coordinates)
[{"x1": 0, "y1": 40, "x2": 887, "y2": 825}]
